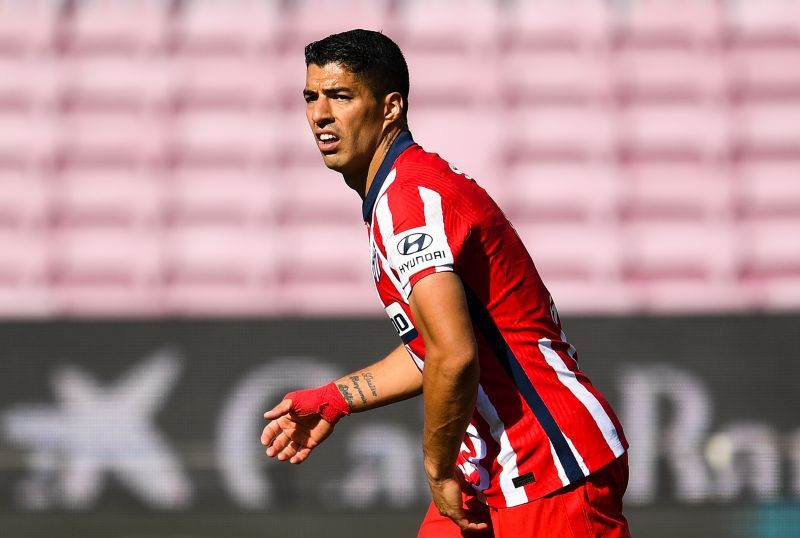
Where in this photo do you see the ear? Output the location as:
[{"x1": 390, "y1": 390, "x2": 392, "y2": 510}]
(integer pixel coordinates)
[{"x1": 383, "y1": 91, "x2": 404, "y2": 125}]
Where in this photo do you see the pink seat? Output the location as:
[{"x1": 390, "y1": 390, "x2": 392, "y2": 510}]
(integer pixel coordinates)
[
  {"x1": 163, "y1": 279, "x2": 275, "y2": 316},
  {"x1": 513, "y1": 222, "x2": 622, "y2": 280},
  {"x1": 62, "y1": 56, "x2": 176, "y2": 110},
  {"x1": 274, "y1": 275, "x2": 381, "y2": 316},
  {"x1": 628, "y1": 277, "x2": 750, "y2": 313},
  {"x1": 0, "y1": 175, "x2": 51, "y2": 229},
  {"x1": 507, "y1": 103, "x2": 617, "y2": 158},
  {"x1": 737, "y1": 160, "x2": 800, "y2": 216},
  {"x1": 168, "y1": 170, "x2": 276, "y2": 226},
  {"x1": 50, "y1": 228, "x2": 163, "y2": 315},
  {"x1": 0, "y1": 230, "x2": 49, "y2": 283},
  {"x1": 751, "y1": 274, "x2": 800, "y2": 311},
  {"x1": 501, "y1": 0, "x2": 611, "y2": 48},
  {"x1": 727, "y1": 0, "x2": 800, "y2": 45},
  {"x1": 54, "y1": 170, "x2": 164, "y2": 228},
  {"x1": 0, "y1": 110, "x2": 59, "y2": 160},
  {"x1": 0, "y1": 283, "x2": 53, "y2": 317},
  {"x1": 274, "y1": 222, "x2": 372, "y2": 282},
  {"x1": 729, "y1": 46, "x2": 800, "y2": 96},
  {"x1": 172, "y1": 108, "x2": 279, "y2": 163},
  {"x1": 0, "y1": 0, "x2": 57, "y2": 54},
  {"x1": 61, "y1": 111, "x2": 166, "y2": 162},
  {"x1": 0, "y1": 56, "x2": 61, "y2": 108},
  {"x1": 173, "y1": 0, "x2": 283, "y2": 54},
  {"x1": 616, "y1": 0, "x2": 722, "y2": 46},
  {"x1": 620, "y1": 102, "x2": 730, "y2": 157},
  {"x1": 735, "y1": 101, "x2": 800, "y2": 151},
  {"x1": 64, "y1": 0, "x2": 168, "y2": 54},
  {"x1": 505, "y1": 161, "x2": 620, "y2": 222},
  {"x1": 614, "y1": 47, "x2": 726, "y2": 100},
  {"x1": 174, "y1": 55, "x2": 278, "y2": 108},
  {"x1": 405, "y1": 49, "x2": 499, "y2": 105},
  {"x1": 622, "y1": 220, "x2": 738, "y2": 280},
  {"x1": 284, "y1": 0, "x2": 391, "y2": 49},
  {"x1": 273, "y1": 164, "x2": 362, "y2": 224},
  {"x1": 739, "y1": 217, "x2": 800, "y2": 276},
  {"x1": 412, "y1": 109, "x2": 503, "y2": 182},
  {"x1": 545, "y1": 277, "x2": 637, "y2": 314},
  {"x1": 502, "y1": 49, "x2": 613, "y2": 102},
  {"x1": 621, "y1": 162, "x2": 734, "y2": 220},
  {"x1": 397, "y1": 0, "x2": 499, "y2": 50}
]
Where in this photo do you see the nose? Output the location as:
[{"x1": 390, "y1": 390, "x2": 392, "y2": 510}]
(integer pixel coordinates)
[{"x1": 310, "y1": 96, "x2": 333, "y2": 127}]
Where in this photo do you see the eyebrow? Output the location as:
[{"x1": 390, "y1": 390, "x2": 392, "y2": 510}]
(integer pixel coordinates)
[{"x1": 303, "y1": 87, "x2": 353, "y2": 97}]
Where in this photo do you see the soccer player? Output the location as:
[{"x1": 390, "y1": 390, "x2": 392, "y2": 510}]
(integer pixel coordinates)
[{"x1": 261, "y1": 29, "x2": 631, "y2": 537}]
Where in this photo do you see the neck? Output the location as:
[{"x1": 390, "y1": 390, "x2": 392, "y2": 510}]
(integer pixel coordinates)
[{"x1": 344, "y1": 125, "x2": 404, "y2": 200}]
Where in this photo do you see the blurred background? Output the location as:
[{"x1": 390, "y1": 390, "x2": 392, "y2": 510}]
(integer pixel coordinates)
[{"x1": 0, "y1": 0, "x2": 799, "y2": 536}]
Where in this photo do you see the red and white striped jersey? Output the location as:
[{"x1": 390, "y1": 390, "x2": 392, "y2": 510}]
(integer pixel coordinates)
[{"x1": 362, "y1": 131, "x2": 627, "y2": 508}]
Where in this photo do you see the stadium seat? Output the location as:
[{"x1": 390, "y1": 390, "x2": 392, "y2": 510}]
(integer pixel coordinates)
[
  {"x1": 513, "y1": 222, "x2": 623, "y2": 280},
  {"x1": 728, "y1": 45, "x2": 800, "y2": 97},
  {"x1": 737, "y1": 159, "x2": 800, "y2": 217},
  {"x1": 614, "y1": 0, "x2": 722, "y2": 47},
  {"x1": 63, "y1": 0, "x2": 169, "y2": 55},
  {"x1": 734, "y1": 100, "x2": 800, "y2": 152},
  {"x1": 60, "y1": 110, "x2": 167, "y2": 162},
  {"x1": 501, "y1": 0, "x2": 611, "y2": 49},
  {"x1": 0, "y1": 56, "x2": 61, "y2": 109},
  {"x1": 397, "y1": 0, "x2": 499, "y2": 51},
  {"x1": 752, "y1": 274, "x2": 800, "y2": 311},
  {"x1": 504, "y1": 160, "x2": 620, "y2": 222},
  {"x1": 163, "y1": 223, "x2": 277, "y2": 315},
  {"x1": 61, "y1": 56, "x2": 176, "y2": 111},
  {"x1": 284, "y1": 0, "x2": 392, "y2": 49},
  {"x1": 273, "y1": 164, "x2": 362, "y2": 224},
  {"x1": 274, "y1": 275, "x2": 381, "y2": 316},
  {"x1": 614, "y1": 47, "x2": 726, "y2": 101},
  {"x1": 0, "y1": 110, "x2": 59, "y2": 162},
  {"x1": 412, "y1": 107, "x2": 504, "y2": 187},
  {"x1": 629, "y1": 276, "x2": 751, "y2": 313},
  {"x1": 506, "y1": 102, "x2": 617, "y2": 159},
  {"x1": 0, "y1": 174, "x2": 51, "y2": 229},
  {"x1": 173, "y1": 0, "x2": 283, "y2": 54},
  {"x1": 620, "y1": 101, "x2": 731, "y2": 158},
  {"x1": 501, "y1": 48, "x2": 613, "y2": 103},
  {"x1": 738, "y1": 216, "x2": 800, "y2": 276},
  {"x1": 404, "y1": 49, "x2": 500, "y2": 105},
  {"x1": 545, "y1": 277, "x2": 637, "y2": 314},
  {"x1": 273, "y1": 222, "x2": 372, "y2": 282},
  {"x1": 173, "y1": 54, "x2": 279, "y2": 109},
  {"x1": 54, "y1": 170, "x2": 164, "y2": 228},
  {"x1": 620, "y1": 161, "x2": 734, "y2": 220},
  {"x1": 171, "y1": 107, "x2": 279, "y2": 164},
  {"x1": 0, "y1": 0, "x2": 58, "y2": 54},
  {"x1": 622, "y1": 219, "x2": 738, "y2": 280},
  {"x1": 167, "y1": 169, "x2": 276, "y2": 226},
  {"x1": 726, "y1": 0, "x2": 800, "y2": 45},
  {"x1": 49, "y1": 228, "x2": 163, "y2": 315},
  {"x1": 0, "y1": 230, "x2": 49, "y2": 284}
]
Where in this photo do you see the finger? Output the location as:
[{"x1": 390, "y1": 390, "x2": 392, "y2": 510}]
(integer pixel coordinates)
[
  {"x1": 460, "y1": 521, "x2": 490, "y2": 533},
  {"x1": 276, "y1": 440, "x2": 300, "y2": 462},
  {"x1": 289, "y1": 446, "x2": 313, "y2": 465},
  {"x1": 260, "y1": 419, "x2": 283, "y2": 446},
  {"x1": 266, "y1": 432, "x2": 291, "y2": 457},
  {"x1": 264, "y1": 399, "x2": 293, "y2": 420}
]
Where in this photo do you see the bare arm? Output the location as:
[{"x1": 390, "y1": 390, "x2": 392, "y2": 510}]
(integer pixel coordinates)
[
  {"x1": 261, "y1": 343, "x2": 422, "y2": 464},
  {"x1": 409, "y1": 271, "x2": 487, "y2": 533},
  {"x1": 332, "y1": 343, "x2": 423, "y2": 412}
]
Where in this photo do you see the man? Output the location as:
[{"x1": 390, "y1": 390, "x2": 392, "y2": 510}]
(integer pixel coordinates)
[{"x1": 261, "y1": 29, "x2": 630, "y2": 537}]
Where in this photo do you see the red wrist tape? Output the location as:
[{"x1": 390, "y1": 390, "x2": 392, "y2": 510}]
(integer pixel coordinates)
[{"x1": 284, "y1": 381, "x2": 351, "y2": 425}]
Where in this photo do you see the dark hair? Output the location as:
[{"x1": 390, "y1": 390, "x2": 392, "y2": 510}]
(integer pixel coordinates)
[{"x1": 305, "y1": 29, "x2": 409, "y2": 116}]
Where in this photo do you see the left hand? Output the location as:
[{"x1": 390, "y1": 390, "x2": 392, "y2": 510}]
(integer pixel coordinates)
[{"x1": 427, "y1": 475, "x2": 490, "y2": 533}]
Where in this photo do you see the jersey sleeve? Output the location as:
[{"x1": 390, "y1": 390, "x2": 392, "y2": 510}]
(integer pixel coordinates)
[{"x1": 374, "y1": 183, "x2": 471, "y2": 299}]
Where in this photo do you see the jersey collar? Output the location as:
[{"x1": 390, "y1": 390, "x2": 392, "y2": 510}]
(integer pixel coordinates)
[{"x1": 362, "y1": 130, "x2": 415, "y2": 223}]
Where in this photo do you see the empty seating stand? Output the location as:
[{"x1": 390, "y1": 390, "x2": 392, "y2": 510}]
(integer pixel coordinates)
[{"x1": 0, "y1": 0, "x2": 798, "y2": 316}]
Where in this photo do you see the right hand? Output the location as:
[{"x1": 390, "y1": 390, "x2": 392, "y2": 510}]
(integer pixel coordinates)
[{"x1": 261, "y1": 398, "x2": 335, "y2": 464}]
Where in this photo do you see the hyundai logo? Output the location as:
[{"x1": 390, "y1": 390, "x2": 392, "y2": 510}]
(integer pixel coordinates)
[{"x1": 398, "y1": 233, "x2": 433, "y2": 255}]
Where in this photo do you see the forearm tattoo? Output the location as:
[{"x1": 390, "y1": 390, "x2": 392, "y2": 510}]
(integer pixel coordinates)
[
  {"x1": 338, "y1": 383, "x2": 355, "y2": 408},
  {"x1": 350, "y1": 375, "x2": 368, "y2": 405},
  {"x1": 362, "y1": 372, "x2": 378, "y2": 397}
]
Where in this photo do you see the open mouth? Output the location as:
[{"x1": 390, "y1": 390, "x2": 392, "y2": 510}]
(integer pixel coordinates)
[{"x1": 316, "y1": 132, "x2": 340, "y2": 152}]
